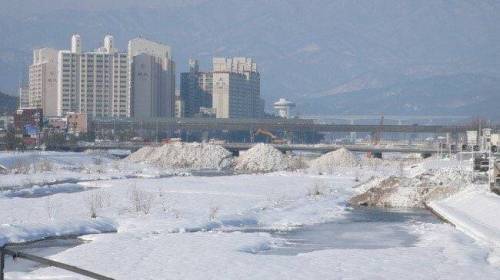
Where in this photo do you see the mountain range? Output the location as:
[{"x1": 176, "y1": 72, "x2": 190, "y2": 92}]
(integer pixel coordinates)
[
  {"x1": 0, "y1": 0, "x2": 499, "y2": 118},
  {"x1": 0, "y1": 91, "x2": 18, "y2": 114}
]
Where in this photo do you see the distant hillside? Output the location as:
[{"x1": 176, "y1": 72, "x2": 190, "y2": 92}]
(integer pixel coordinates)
[
  {"x1": 299, "y1": 74, "x2": 500, "y2": 119},
  {"x1": 0, "y1": 91, "x2": 18, "y2": 114},
  {"x1": 1, "y1": 0, "x2": 500, "y2": 110}
]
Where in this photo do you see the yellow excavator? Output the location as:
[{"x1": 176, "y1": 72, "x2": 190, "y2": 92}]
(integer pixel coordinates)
[{"x1": 254, "y1": 128, "x2": 287, "y2": 144}]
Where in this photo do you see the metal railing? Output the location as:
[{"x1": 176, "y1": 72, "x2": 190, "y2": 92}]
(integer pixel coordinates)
[{"x1": 0, "y1": 246, "x2": 113, "y2": 280}]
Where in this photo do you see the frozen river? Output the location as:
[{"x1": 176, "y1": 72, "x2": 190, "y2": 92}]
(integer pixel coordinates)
[
  {"x1": 4, "y1": 208, "x2": 441, "y2": 275},
  {"x1": 253, "y1": 208, "x2": 440, "y2": 255}
]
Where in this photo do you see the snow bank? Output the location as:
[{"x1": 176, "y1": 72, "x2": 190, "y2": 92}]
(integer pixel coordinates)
[
  {"x1": 127, "y1": 142, "x2": 233, "y2": 170},
  {"x1": 0, "y1": 217, "x2": 117, "y2": 246},
  {"x1": 350, "y1": 167, "x2": 471, "y2": 208},
  {"x1": 235, "y1": 143, "x2": 290, "y2": 172},
  {"x1": 428, "y1": 187, "x2": 500, "y2": 265},
  {"x1": 309, "y1": 148, "x2": 359, "y2": 173}
]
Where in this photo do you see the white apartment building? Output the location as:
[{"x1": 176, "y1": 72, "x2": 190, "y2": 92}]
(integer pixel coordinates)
[
  {"x1": 212, "y1": 57, "x2": 263, "y2": 118},
  {"x1": 57, "y1": 34, "x2": 129, "y2": 118},
  {"x1": 28, "y1": 48, "x2": 58, "y2": 116},
  {"x1": 128, "y1": 37, "x2": 175, "y2": 118}
]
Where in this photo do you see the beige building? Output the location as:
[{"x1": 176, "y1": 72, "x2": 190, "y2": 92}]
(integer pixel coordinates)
[
  {"x1": 66, "y1": 112, "x2": 88, "y2": 135},
  {"x1": 57, "y1": 34, "x2": 129, "y2": 118},
  {"x1": 28, "y1": 48, "x2": 58, "y2": 116},
  {"x1": 128, "y1": 37, "x2": 176, "y2": 118},
  {"x1": 212, "y1": 57, "x2": 263, "y2": 118}
]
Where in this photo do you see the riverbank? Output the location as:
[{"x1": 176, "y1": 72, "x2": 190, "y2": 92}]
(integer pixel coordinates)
[{"x1": 427, "y1": 184, "x2": 500, "y2": 265}]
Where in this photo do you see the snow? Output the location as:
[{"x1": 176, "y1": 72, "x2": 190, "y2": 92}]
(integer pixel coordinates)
[
  {"x1": 127, "y1": 142, "x2": 233, "y2": 170},
  {"x1": 0, "y1": 151, "x2": 172, "y2": 190},
  {"x1": 235, "y1": 143, "x2": 291, "y2": 172},
  {"x1": 428, "y1": 185, "x2": 500, "y2": 265},
  {"x1": 308, "y1": 148, "x2": 360, "y2": 174},
  {"x1": 0, "y1": 218, "x2": 116, "y2": 246},
  {"x1": 350, "y1": 166, "x2": 471, "y2": 208},
  {"x1": 1, "y1": 151, "x2": 500, "y2": 279}
]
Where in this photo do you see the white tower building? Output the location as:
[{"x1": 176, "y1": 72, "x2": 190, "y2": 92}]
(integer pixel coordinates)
[
  {"x1": 57, "y1": 34, "x2": 129, "y2": 117},
  {"x1": 273, "y1": 98, "x2": 295, "y2": 119}
]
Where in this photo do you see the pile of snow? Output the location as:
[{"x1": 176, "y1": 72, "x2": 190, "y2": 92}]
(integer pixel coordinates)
[
  {"x1": 127, "y1": 142, "x2": 233, "y2": 170},
  {"x1": 350, "y1": 167, "x2": 471, "y2": 208},
  {"x1": 0, "y1": 217, "x2": 117, "y2": 246},
  {"x1": 309, "y1": 148, "x2": 360, "y2": 173},
  {"x1": 235, "y1": 143, "x2": 290, "y2": 172},
  {"x1": 127, "y1": 146, "x2": 157, "y2": 162}
]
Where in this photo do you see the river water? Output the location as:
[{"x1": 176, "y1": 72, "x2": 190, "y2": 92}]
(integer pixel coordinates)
[
  {"x1": 3, "y1": 238, "x2": 85, "y2": 274},
  {"x1": 258, "y1": 207, "x2": 441, "y2": 255},
  {"x1": 3, "y1": 208, "x2": 441, "y2": 275}
]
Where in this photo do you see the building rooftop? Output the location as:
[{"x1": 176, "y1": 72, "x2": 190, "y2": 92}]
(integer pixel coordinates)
[{"x1": 273, "y1": 98, "x2": 295, "y2": 107}]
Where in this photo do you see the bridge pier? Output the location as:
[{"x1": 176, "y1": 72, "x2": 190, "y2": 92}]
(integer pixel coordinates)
[
  {"x1": 231, "y1": 149, "x2": 240, "y2": 157},
  {"x1": 372, "y1": 152, "x2": 383, "y2": 159}
]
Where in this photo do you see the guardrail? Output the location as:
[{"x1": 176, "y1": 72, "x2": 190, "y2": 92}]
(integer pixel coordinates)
[{"x1": 0, "y1": 246, "x2": 113, "y2": 280}]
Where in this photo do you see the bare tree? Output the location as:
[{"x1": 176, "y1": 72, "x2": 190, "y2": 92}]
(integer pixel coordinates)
[
  {"x1": 129, "y1": 185, "x2": 155, "y2": 214},
  {"x1": 84, "y1": 191, "x2": 110, "y2": 218},
  {"x1": 208, "y1": 206, "x2": 219, "y2": 221}
]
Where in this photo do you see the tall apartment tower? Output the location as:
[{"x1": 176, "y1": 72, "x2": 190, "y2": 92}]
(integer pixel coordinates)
[
  {"x1": 128, "y1": 37, "x2": 176, "y2": 118},
  {"x1": 57, "y1": 34, "x2": 129, "y2": 118},
  {"x1": 28, "y1": 48, "x2": 58, "y2": 116},
  {"x1": 212, "y1": 57, "x2": 263, "y2": 118},
  {"x1": 180, "y1": 59, "x2": 213, "y2": 117}
]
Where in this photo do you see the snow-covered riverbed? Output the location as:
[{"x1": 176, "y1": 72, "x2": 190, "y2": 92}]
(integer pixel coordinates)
[{"x1": 1, "y1": 151, "x2": 499, "y2": 279}]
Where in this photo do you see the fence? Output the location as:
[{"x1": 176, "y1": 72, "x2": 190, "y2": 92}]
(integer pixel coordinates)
[{"x1": 0, "y1": 246, "x2": 113, "y2": 280}]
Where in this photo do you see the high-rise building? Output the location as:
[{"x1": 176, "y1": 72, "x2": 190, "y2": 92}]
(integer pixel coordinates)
[
  {"x1": 180, "y1": 59, "x2": 213, "y2": 117},
  {"x1": 19, "y1": 86, "x2": 30, "y2": 109},
  {"x1": 212, "y1": 57, "x2": 263, "y2": 118},
  {"x1": 28, "y1": 48, "x2": 58, "y2": 116},
  {"x1": 128, "y1": 38, "x2": 176, "y2": 118},
  {"x1": 57, "y1": 34, "x2": 129, "y2": 118}
]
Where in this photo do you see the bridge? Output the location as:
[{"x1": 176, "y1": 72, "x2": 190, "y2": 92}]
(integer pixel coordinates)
[
  {"x1": 92, "y1": 118, "x2": 474, "y2": 134},
  {"x1": 222, "y1": 143, "x2": 440, "y2": 155},
  {"x1": 48, "y1": 142, "x2": 442, "y2": 158}
]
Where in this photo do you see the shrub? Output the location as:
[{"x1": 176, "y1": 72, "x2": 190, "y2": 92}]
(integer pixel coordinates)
[
  {"x1": 208, "y1": 206, "x2": 219, "y2": 221},
  {"x1": 308, "y1": 180, "x2": 328, "y2": 197},
  {"x1": 85, "y1": 191, "x2": 110, "y2": 218},
  {"x1": 129, "y1": 186, "x2": 155, "y2": 214}
]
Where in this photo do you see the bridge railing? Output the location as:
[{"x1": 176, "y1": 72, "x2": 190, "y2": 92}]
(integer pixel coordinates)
[{"x1": 0, "y1": 245, "x2": 113, "y2": 280}]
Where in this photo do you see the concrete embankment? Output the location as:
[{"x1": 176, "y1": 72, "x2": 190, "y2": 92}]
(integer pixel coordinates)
[{"x1": 426, "y1": 187, "x2": 500, "y2": 265}]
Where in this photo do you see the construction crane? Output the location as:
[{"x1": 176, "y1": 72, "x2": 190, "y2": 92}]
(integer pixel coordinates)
[{"x1": 254, "y1": 128, "x2": 287, "y2": 144}]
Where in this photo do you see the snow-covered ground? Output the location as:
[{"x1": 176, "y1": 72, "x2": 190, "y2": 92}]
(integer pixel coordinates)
[
  {"x1": 1, "y1": 151, "x2": 499, "y2": 279},
  {"x1": 0, "y1": 151, "x2": 174, "y2": 191},
  {"x1": 428, "y1": 184, "x2": 500, "y2": 266}
]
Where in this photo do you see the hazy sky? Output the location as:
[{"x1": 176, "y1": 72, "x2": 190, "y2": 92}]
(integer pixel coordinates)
[
  {"x1": 0, "y1": 0, "x2": 204, "y2": 17},
  {"x1": 1, "y1": 0, "x2": 499, "y2": 117}
]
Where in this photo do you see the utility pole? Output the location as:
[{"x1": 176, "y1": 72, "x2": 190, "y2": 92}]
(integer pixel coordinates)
[{"x1": 1, "y1": 246, "x2": 5, "y2": 280}]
